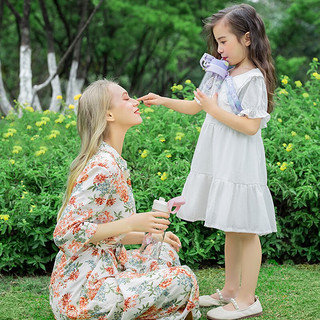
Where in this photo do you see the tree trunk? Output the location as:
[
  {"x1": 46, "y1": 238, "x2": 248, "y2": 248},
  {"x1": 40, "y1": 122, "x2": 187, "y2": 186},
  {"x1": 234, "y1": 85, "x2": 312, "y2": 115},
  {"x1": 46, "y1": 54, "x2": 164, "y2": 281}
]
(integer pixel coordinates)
[
  {"x1": 66, "y1": 0, "x2": 88, "y2": 107},
  {"x1": 17, "y1": 0, "x2": 42, "y2": 110},
  {"x1": 0, "y1": 60, "x2": 12, "y2": 115},
  {"x1": 39, "y1": 0, "x2": 62, "y2": 112},
  {"x1": 48, "y1": 52, "x2": 62, "y2": 112}
]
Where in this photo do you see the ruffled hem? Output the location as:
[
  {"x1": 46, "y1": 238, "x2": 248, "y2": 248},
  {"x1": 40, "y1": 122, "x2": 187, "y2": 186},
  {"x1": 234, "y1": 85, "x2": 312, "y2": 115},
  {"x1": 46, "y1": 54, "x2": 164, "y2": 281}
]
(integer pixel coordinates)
[
  {"x1": 238, "y1": 108, "x2": 270, "y2": 129},
  {"x1": 177, "y1": 171, "x2": 277, "y2": 236}
]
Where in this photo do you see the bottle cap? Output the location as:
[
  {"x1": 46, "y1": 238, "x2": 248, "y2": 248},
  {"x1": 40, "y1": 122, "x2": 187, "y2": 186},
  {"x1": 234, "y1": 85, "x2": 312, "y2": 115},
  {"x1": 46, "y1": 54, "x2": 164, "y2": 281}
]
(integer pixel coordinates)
[{"x1": 152, "y1": 197, "x2": 169, "y2": 213}]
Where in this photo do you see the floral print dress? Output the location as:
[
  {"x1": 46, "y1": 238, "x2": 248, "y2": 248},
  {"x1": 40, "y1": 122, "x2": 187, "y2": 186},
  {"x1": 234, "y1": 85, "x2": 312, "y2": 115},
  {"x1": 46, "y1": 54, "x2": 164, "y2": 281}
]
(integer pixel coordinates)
[{"x1": 49, "y1": 142, "x2": 200, "y2": 320}]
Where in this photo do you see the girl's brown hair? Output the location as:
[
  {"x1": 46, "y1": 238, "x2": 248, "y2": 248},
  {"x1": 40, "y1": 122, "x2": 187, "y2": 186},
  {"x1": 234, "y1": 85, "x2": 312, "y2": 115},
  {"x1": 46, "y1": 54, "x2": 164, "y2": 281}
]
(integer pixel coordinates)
[{"x1": 204, "y1": 4, "x2": 276, "y2": 113}]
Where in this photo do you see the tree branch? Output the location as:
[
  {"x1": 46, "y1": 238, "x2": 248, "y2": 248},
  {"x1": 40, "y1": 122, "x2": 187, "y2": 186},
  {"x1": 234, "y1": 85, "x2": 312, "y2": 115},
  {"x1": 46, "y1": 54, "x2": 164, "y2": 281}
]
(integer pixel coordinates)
[{"x1": 31, "y1": 0, "x2": 104, "y2": 103}]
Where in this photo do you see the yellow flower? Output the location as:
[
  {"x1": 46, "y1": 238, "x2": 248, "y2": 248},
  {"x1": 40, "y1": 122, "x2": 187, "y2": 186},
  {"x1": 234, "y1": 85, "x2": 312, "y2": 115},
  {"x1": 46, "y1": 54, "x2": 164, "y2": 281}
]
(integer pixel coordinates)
[
  {"x1": 176, "y1": 85, "x2": 183, "y2": 91},
  {"x1": 24, "y1": 106, "x2": 34, "y2": 112},
  {"x1": 159, "y1": 137, "x2": 165, "y2": 142},
  {"x1": 141, "y1": 149, "x2": 149, "y2": 158},
  {"x1": 281, "y1": 78, "x2": 288, "y2": 85},
  {"x1": 277, "y1": 162, "x2": 281, "y2": 166},
  {"x1": 283, "y1": 143, "x2": 287, "y2": 147},
  {"x1": 8, "y1": 128, "x2": 17, "y2": 133},
  {"x1": 35, "y1": 146, "x2": 48, "y2": 156},
  {"x1": 294, "y1": 81, "x2": 302, "y2": 88},
  {"x1": 279, "y1": 89, "x2": 288, "y2": 95},
  {"x1": 171, "y1": 85, "x2": 178, "y2": 92},
  {"x1": 70, "y1": 120, "x2": 76, "y2": 126},
  {"x1": 157, "y1": 172, "x2": 162, "y2": 176},
  {"x1": 9, "y1": 159, "x2": 15, "y2": 165},
  {"x1": 43, "y1": 110, "x2": 51, "y2": 115},
  {"x1": 166, "y1": 153, "x2": 172, "y2": 158},
  {"x1": 3, "y1": 132, "x2": 12, "y2": 138},
  {"x1": 41, "y1": 116, "x2": 50, "y2": 122},
  {"x1": 160, "y1": 172, "x2": 168, "y2": 181},
  {"x1": 313, "y1": 57, "x2": 319, "y2": 62},
  {"x1": 305, "y1": 134, "x2": 310, "y2": 140},
  {"x1": 12, "y1": 145, "x2": 22, "y2": 154},
  {"x1": 312, "y1": 72, "x2": 320, "y2": 80},
  {"x1": 302, "y1": 93, "x2": 309, "y2": 98},
  {"x1": 278, "y1": 118, "x2": 283, "y2": 123},
  {"x1": 0, "y1": 214, "x2": 9, "y2": 221},
  {"x1": 74, "y1": 94, "x2": 82, "y2": 101},
  {"x1": 55, "y1": 114, "x2": 65, "y2": 123},
  {"x1": 286, "y1": 144, "x2": 293, "y2": 152},
  {"x1": 27, "y1": 125, "x2": 32, "y2": 129},
  {"x1": 35, "y1": 120, "x2": 45, "y2": 127},
  {"x1": 56, "y1": 95, "x2": 63, "y2": 100},
  {"x1": 280, "y1": 162, "x2": 287, "y2": 171},
  {"x1": 185, "y1": 79, "x2": 191, "y2": 84},
  {"x1": 291, "y1": 131, "x2": 297, "y2": 136},
  {"x1": 175, "y1": 132, "x2": 185, "y2": 140},
  {"x1": 68, "y1": 104, "x2": 75, "y2": 110},
  {"x1": 144, "y1": 107, "x2": 154, "y2": 113}
]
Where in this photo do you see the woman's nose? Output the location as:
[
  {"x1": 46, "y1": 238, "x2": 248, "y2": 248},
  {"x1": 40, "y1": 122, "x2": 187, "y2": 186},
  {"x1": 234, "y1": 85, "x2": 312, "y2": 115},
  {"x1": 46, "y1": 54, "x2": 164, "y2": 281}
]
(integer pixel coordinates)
[{"x1": 132, "y1": 98, "x2": 139, "y2": 107}]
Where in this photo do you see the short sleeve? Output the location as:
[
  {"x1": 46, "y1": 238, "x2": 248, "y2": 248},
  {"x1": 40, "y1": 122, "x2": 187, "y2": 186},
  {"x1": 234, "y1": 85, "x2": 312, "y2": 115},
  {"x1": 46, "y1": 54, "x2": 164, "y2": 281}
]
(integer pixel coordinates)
[
  {"x1": 53, "y1": 163, "x2": 121, "y2": 257},
  {"x1": 237, "y1": 76, "x2": 270, "y2": 129}
]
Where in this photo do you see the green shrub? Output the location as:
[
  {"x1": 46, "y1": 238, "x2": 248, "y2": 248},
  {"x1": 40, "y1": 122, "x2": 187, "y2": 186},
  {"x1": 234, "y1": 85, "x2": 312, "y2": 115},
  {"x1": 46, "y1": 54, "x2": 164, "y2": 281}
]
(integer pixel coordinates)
[{"x1": 0, "y1": 59, "x2": 319, "y2": 274}]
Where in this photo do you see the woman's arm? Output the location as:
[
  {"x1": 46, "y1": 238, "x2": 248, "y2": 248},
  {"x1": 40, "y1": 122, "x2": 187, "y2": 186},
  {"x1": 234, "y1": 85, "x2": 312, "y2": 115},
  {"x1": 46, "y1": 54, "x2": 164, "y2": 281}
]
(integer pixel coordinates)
[
  {"x1": 137, "y1": 93, "x2": 202, "y2": 115},
  {"x1": 194, "y1": 90, "x2": 261, "y2": 135},
  {"x1": 89, "y1": 211, "x2": 170, "y2": 244}
]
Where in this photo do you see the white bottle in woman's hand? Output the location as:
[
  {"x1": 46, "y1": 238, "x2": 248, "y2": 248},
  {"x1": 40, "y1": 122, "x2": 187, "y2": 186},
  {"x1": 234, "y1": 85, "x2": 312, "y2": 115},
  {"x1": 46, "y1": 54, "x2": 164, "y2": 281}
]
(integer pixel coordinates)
[{"x1": 140, "y1": 197, "x2": 169, "y2": 260}]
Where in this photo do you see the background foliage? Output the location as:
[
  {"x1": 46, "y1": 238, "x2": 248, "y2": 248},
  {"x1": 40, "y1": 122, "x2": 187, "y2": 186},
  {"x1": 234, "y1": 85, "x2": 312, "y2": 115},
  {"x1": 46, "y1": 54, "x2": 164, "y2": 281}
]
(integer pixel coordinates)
[
  {"x1": 0, "y1": 59, "x2": 319, "y2": 274},
  {"x1": 1, "y1": 0, "x2": 320, "y2": 111}
]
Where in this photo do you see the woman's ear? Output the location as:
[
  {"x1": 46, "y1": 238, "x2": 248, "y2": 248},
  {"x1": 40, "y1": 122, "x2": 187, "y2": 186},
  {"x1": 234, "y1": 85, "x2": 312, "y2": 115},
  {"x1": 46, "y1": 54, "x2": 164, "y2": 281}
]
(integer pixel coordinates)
[
  {"x1": 244, "y1": 32, "x2": 251, "y2": 46},
  {"x1": 106, "y1": 112, "x2": 115, "y2": 123}
]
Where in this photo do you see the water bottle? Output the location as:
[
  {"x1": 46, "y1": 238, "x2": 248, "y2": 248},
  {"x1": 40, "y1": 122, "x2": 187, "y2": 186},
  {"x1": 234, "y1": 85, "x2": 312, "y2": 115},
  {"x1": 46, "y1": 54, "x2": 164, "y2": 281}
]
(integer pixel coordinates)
[
  {"x1": 139, "y1": 197, "x2": 169, "y2": 260},
  {"x1": 195, "y1": 53, "x2": 229, "y2": 103}
]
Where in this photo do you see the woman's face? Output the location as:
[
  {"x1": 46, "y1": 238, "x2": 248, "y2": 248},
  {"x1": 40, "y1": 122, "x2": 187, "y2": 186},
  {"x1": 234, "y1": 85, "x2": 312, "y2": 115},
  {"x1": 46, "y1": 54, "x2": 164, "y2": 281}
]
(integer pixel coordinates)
[{"x1": 109, "y1": 84, "x2": 142, "y2": 128}]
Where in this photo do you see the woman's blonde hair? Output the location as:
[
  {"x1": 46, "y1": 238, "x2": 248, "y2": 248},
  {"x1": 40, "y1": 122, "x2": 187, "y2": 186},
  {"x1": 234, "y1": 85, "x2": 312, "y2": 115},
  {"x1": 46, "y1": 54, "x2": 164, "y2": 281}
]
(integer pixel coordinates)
[{"x1": 57, "y1": 79, "x2": 116, "y2": 220}]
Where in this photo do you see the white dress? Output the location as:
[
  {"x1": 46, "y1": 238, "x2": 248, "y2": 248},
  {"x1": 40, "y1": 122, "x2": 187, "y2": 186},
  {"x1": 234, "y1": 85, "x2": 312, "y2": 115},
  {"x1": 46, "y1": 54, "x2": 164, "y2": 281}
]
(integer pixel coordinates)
[{"x1": 177, "y1": 69, "x2": 277, "y2": 235}]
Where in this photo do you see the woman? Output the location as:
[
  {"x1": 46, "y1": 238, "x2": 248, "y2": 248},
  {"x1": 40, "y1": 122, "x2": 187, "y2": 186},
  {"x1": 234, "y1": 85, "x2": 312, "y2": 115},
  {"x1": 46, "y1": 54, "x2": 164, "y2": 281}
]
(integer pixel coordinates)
[{"x1": 49, "y1": 80, "x2": 200, "y2": 320}]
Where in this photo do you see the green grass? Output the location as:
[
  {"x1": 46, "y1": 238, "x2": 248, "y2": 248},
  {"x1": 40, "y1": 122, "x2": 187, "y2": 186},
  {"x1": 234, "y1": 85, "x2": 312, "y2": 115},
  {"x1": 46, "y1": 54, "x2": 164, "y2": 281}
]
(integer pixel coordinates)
[{"x1": 0, "y1": 264, "x2": 319, "y2": 320}]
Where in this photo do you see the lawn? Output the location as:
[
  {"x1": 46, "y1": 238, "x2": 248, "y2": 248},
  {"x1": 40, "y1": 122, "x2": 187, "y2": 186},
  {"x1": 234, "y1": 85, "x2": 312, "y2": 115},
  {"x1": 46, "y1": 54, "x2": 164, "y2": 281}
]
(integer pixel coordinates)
[{"x1": 0, "y1": 264, "x2": 319, "y2": 320}]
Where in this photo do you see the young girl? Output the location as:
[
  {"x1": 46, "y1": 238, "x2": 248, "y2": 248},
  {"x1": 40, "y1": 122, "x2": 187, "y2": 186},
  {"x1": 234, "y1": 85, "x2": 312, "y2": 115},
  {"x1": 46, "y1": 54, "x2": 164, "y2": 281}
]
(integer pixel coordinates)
[
  {"x1": 138, "y1": 4, "x2": 277, "y2": 320},
  {"x1": 49, "y1": 80, "x2": 200, "y2": 320}
]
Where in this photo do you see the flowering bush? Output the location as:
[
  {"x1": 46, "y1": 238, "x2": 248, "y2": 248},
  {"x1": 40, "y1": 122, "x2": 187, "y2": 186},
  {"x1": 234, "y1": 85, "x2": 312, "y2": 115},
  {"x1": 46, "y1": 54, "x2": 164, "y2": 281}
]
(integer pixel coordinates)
[{"x1": 1, "y1": 60, "x2": 319, "y2": 274}]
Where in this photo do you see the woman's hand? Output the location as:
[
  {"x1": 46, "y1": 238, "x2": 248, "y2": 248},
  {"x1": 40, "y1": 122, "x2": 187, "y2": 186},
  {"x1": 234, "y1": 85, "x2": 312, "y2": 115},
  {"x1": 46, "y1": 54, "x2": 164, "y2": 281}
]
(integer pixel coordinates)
[
  {"x1": 163, "y1": 231, "x2": 181, "y2": 252},
  {"x1": 194, "y1": 89, "x2": 220, "y2": 116},
  {"x1": 152, "y1": 231, "x2": 181, "y2": 252},
  {"x1": 137, "y1": 93, "x2": 164, "y2": 107},
  {"x1": 127, "y1": 212, "x2": 170, "y2": 234}
]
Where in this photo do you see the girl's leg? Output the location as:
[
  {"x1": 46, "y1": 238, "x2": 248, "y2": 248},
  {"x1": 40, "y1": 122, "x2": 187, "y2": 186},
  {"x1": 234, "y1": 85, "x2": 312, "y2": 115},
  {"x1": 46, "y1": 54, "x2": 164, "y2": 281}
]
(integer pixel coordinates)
[
  {"x1": 211, "y1": 232, "x2": 241, "y2": 300},
  {"x1": 224, "y1": 233, "x2": 261, "y2": 310}
]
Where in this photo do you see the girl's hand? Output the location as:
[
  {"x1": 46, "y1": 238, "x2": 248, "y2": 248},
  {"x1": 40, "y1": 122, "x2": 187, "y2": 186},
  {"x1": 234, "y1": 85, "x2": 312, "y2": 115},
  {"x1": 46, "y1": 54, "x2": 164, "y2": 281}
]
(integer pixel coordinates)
[
  {"x1": 137, "y1": 93, "x2": 164, "y2": 107},
  {"x1": 127, "y1": 212, "x2": 170, "y2": 234},
  {"x1": 194, "y1": 89, "x2": 219, "y2": 115}
]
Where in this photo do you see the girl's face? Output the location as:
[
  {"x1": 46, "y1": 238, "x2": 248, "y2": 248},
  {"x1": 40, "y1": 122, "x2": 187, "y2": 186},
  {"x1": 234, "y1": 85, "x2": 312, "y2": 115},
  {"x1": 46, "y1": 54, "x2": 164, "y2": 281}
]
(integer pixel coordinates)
[
  {"x1": 109, "y1": 84, "x2": 142, "y2": 128},
  {"x1": 213, "y1": 19, "x2": 251, "y2": 68}
]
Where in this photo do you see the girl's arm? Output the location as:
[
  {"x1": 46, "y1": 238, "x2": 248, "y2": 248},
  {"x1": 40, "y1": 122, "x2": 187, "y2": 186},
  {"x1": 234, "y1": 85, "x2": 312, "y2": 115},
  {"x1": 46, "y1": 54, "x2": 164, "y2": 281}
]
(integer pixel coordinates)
[
  {"x1": 194, "y1": 89, "x2": 261, "y2": 135},
  {"x1": 137, "y1": 93, "x2": 202, "y2": 115}
]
